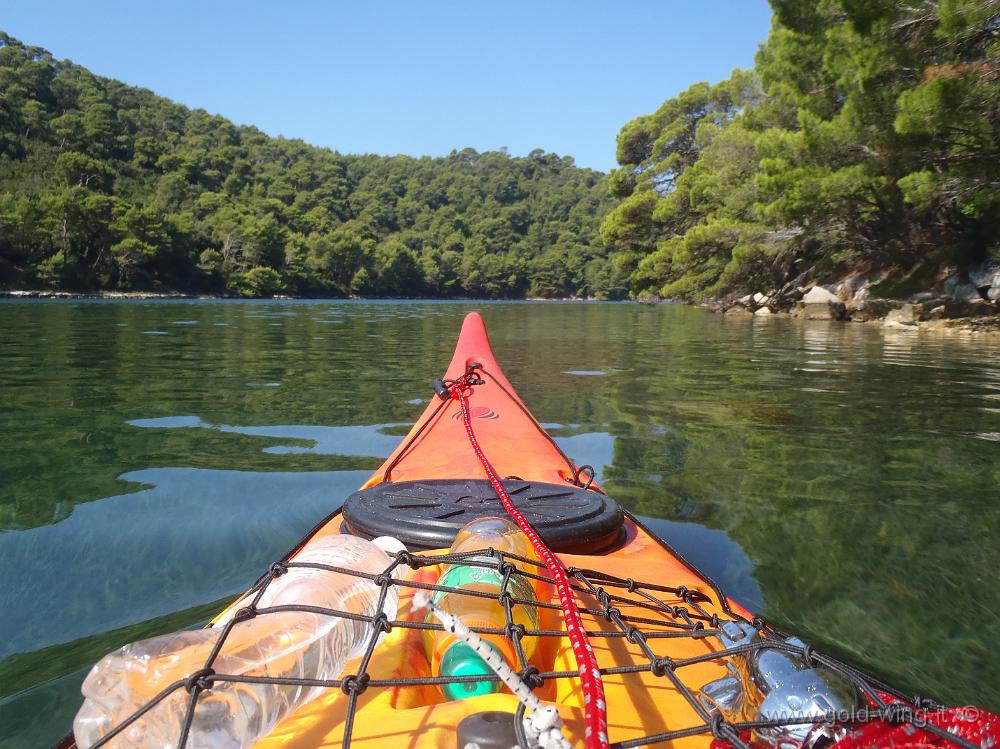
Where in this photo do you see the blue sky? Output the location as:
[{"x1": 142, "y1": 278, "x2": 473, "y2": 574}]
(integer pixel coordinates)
[{"x1": 4, "y1": 2, "x2": 772, "y2": 172}]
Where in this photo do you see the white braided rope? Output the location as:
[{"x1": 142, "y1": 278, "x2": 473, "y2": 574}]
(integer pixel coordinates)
[{"x1": 413, "y1": 591, "x2": 572, "y2": 749}]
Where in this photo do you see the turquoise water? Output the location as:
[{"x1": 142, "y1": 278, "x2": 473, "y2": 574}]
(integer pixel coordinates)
[{"x1": 1, "y1": 300, "x2": 999, "y2": 746}]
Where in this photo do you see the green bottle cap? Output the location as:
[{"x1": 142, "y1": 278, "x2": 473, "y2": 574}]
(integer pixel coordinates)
[{"x1": 439, "y1": 641, "x2": 501, "y2": 700}]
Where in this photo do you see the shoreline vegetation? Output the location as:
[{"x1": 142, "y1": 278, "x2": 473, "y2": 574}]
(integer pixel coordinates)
[
  {"x1": 0, "y1": 30, "x2": 625, "y2": 302},
  {"x1": 2, "y1": 0, "x2": 1000, "y2": 323},
  {"x1": 603, "y1": 1, "x2": 1000, "y2": 315}
]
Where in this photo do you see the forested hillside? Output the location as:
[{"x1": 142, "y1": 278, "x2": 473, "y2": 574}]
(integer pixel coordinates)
[
  {"x1": 6, "y1": 1, "x2": 1000, "y2": 304},
  {"x1": 0, "y1": 32, "x2": 625, "y2": 298},
  {"x1": 603, "y1": 0, "x2": 1000, "y2": 301}
]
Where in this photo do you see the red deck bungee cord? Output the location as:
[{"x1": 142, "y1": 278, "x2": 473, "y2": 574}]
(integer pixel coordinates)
[{"x1": 450, "y1": 380, "x2": 610, "y2": 749}]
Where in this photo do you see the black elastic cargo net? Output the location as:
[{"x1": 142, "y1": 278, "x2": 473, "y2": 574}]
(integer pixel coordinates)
[{"x1": 81, "y1": 530, "x2": 980, "y2": 749}]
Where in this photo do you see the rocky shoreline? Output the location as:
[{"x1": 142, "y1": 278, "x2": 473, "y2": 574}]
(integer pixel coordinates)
[
  {"x1": 0, "y1": 290, "x2": 207, "y2": 300},
  {"x1": 698, "y1": 261, "x2": 1000, "y2": 336},
  {"x1": 6, "y1": 273, "x2": 1000, "y2": 337}
]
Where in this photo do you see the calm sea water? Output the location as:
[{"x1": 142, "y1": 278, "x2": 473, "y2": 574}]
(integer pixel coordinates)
[{"x1": 1, "y1": 300, "x2": 999, "y2": 746}]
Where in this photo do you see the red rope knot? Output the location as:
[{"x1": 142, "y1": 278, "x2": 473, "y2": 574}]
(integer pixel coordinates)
[{"x1": 446, "y1": 364, "x2": 486, "y2": 401}]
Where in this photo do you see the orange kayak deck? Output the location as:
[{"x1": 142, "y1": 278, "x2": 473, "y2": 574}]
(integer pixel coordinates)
[
  {"x1": 361, "y1": 311, "x2": 581, "y2": 489},
  {"x1": 251, "y1": 312, "x2": 755, "y2": 749},
  {"x1": 256, "y1": 515, "x2": 753, "y2": 749}
]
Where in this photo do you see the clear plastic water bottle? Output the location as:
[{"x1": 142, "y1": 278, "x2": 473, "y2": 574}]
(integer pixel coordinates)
[
  {"x1": 424, "y1": 516, "x2": 542, "y2": 700},
  {"x1": 73, "y1": 534, "x2": 404, "y2": 749}
]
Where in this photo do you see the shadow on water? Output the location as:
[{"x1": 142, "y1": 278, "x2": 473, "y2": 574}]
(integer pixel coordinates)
[{"x1": 1, "y1": 299, "x2": 999, "y2": 747}]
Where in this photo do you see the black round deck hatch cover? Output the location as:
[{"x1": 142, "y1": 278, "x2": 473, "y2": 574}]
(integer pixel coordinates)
[{"x1": 342, "y1": 478, "x2": 624, "y2": 553}]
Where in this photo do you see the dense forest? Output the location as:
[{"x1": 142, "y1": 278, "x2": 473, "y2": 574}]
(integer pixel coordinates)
[
  {"x1": 604, "y1": 0, "x2": 1000, "y2": 300},
  {"x1": 3, "y1": 0, "x2": 1000, "y2": 301},
  {"x1": 0, "y1": 31, "x2": 624, "y2": 298}
]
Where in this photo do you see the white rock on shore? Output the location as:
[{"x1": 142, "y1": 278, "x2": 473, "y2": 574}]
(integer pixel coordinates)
[
  {"x1": 801, "y1": 286, "x2": 840, "y2": 304},
  {"x1": 797, "y1": 285, "x2": 847, "y2": 320}
]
